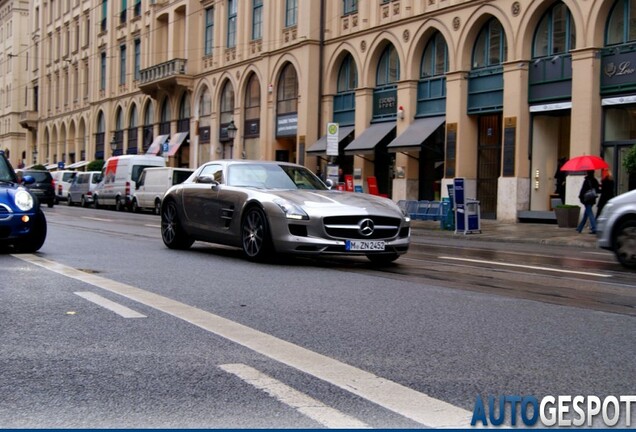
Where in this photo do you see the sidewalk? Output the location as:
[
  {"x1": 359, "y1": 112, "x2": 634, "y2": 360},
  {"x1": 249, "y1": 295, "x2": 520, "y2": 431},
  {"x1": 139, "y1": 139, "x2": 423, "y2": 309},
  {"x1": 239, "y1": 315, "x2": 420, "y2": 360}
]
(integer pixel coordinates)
[{"x1": 410, "y1": 219, "x2": 598, "y2": 249}]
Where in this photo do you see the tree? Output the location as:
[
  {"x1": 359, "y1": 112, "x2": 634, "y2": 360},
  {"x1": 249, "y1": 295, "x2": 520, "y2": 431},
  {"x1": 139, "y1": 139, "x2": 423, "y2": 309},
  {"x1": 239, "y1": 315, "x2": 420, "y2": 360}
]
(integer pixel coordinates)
[
  {"x1": 87, "y1": 160, "x2": 105, "y2": 172},
  {"x1": 623, "y1": 144, "x2": 636, "y2": 175}
]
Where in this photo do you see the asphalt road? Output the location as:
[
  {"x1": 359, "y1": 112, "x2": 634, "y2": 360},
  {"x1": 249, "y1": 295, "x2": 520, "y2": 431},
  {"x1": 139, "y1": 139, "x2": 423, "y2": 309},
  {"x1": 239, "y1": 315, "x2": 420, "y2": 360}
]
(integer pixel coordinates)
[{"x1": 1, "y1": 205, "x2": 634, "y2": 428}]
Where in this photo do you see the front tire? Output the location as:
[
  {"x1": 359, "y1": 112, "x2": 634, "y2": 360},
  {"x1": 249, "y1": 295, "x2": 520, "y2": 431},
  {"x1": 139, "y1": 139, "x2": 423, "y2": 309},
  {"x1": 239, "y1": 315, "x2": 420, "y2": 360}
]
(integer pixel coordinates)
[
  {"x1": 14, "y1": 210, "x2": 47, "y2": 253},
  {"x1": 94, "y1": 196, "x2": 101, "y2": 209},
  {"x1": 132, "y1": 199, "x2": 140, "y2": 213},
  {"x1": 241, "y1": 206, "x2": 273, "y2": 261},
  {"x1": 115, "y1": 196, "x2": 124, "y2": 211},
  {"x1": 161, "y1": 200, "x2": 193, "y2": 250},
  {"x1": 614, "y1": 220, "x2": 636, "y2": 269},
  {"x1": 67, "y1": 195, "x2": 74, "y2": 206}
]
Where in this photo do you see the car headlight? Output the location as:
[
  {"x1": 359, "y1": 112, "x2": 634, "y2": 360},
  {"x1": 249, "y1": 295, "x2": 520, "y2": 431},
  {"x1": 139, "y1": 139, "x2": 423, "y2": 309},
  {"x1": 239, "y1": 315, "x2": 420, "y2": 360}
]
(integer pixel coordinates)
[
  {"x1": 15, "y1": 189, "x2": 34, "y2": 211},
  {"x1": 273, "y1": 199, "x2": 309, "y2": 220}
]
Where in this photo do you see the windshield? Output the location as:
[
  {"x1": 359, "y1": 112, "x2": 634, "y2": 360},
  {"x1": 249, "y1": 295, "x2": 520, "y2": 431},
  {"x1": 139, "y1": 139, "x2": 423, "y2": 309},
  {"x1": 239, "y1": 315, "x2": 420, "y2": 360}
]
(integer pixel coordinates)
[
  {"x1": 227, "y1": 163, "x2": 327, "y2": 190},
  {"x1": 0, "y1": 154, "x2": 17, "y2": 183}
]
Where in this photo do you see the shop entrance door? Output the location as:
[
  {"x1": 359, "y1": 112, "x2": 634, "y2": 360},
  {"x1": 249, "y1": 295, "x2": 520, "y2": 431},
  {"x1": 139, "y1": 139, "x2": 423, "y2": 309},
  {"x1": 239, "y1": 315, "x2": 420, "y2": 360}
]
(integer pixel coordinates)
[{"x1": 477, "y1": 114, "x2": 502, "y2": 219}]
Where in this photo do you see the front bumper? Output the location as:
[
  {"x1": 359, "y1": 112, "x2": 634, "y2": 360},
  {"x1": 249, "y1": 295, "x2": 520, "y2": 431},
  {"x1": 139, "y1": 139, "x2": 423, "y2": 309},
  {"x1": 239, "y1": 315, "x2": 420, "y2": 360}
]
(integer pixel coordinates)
[{"x1": 0, "y1": 211, "x2": 40, "y2": 241}]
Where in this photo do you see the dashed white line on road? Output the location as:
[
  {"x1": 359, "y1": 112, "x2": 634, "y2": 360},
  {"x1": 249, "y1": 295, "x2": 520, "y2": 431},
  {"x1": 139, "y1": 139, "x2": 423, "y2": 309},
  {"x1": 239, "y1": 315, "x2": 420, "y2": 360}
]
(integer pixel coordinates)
[
  {"x1": 144, "y1": 224, "x2": 161, "y2": 228},
  {"x1": 74, "y1": 291, "x2": 147, "y2": 318},
  {"x1": 220, "y1": 363, "x2": 370, "y2": 429},
  {"x1": 439, "y1": 256, "x2": 612, "y2": 277},
  {"x1": 14, "y1": 254, "x2": 473, "y2": 428},
  {"x1": 81, "y1": 216, "x2": 114, "y2": 222}
]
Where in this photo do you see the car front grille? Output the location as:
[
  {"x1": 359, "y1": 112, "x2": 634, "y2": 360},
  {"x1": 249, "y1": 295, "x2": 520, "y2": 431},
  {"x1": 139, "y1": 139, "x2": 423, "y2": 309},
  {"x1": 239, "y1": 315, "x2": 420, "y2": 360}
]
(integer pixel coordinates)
[{"x1": 323, "y1": 215, "x2": 402, "y2": 240}]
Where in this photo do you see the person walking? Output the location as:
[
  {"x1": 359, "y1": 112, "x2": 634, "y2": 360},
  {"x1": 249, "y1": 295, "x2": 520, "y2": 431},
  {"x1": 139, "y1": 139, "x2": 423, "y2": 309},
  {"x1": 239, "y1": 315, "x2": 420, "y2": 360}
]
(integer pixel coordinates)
[
  {"x1": 596, "y1": 168, "x2": 615, "y2": 217},
  {"x1": 576, "y1": 170, "x2": 600, "y2": 234}
]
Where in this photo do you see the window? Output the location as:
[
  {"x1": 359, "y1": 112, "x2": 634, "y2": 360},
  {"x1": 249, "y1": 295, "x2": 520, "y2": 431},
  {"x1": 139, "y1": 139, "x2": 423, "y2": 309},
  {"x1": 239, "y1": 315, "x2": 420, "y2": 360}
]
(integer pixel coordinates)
[
  {"x1": 205, "y1": 7, "x2": 214, "y2": 55},
  {"x1": 120, "y1": 0, "x2": 127, "y2": 23},
  {"x1": 220, "y1": 81, "x2": 235, "y2": 138},
  {"x1": 376, "y1": 45, "x2": 399, "y2": 85},
  {"x1": 134, "y1": 39, "x2": 141, "y2": 80},
  {"x1": 337, "y1": 54, "x2": 357, "y2": 92},
  {"x1": 472, "y1": 19, "x2": 508, "y2": 69},
  {"x1": 227, "y1": 0, "x2": 237, "y2": 48},
  {"x1": 101, "y1": 0, "x2": 107, "y2": 32},
  {"x1": 277, "y1": 63, "x2": 298, "y2": 114},
  {"x1": 134, "y1": 0, "x2": 141, "y2": 17},
  {"x1": 533, "y1": 2, "x2": 575, "y2": 57},
  {"x1": 343, "y1": 0, "x2": 357, "y2": 15},
  {"x1": 421, "y1": 32, "x2": 448, "y2": 78},
  {"x1": 252, "y1": 0, "x2": 262, "y2": 40},
  {"x1": 285, "y1": 0, "x2": 297, "y2": 27},
  {"x1": 100, "y1": 52, "x2": 106, "y2": 90},
  {"x1": 606, "y1": 0, "x2": 636, "y2": 45},
  {"x1": 244, "y1": 74, "x2": 261, "y2": 137},
  {"x1": 119, "y1": 44, "x2": 126, "y2": 86}
]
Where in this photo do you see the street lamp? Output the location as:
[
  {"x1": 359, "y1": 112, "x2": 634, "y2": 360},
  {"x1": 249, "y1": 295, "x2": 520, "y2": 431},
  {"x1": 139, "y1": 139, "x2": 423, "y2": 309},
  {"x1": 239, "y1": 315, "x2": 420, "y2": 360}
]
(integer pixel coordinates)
[
  {"x1": 110, "y1": 134, "x2": 117, "y2": 156},
  {"x1": 226, "y1": 120, "x2": 237, "y2": 159}
]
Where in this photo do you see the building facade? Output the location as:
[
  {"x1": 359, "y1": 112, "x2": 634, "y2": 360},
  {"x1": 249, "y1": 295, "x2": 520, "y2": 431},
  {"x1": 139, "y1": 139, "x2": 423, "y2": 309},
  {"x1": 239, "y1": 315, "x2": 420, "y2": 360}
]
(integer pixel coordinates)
[{"x1": 1, "y1": 0, "x2": 635, "y2": 221}]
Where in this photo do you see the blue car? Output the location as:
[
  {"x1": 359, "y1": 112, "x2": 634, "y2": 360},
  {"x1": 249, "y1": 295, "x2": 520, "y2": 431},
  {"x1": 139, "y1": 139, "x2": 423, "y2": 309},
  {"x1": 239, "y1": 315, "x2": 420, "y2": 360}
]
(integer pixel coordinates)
[{"x1": 0, "y1": 151, "x2": 47, "y2": 252}]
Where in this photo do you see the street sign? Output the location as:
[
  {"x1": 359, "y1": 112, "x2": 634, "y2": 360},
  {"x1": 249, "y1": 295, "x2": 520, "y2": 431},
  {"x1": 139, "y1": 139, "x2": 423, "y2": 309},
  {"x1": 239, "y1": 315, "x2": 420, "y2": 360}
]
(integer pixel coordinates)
[
  {"x1": 326, "y1": 123, "x2": 339, "y2": 156},
  {"x1": 58, "y1": 161, "x2": 65, "y2": 169}
]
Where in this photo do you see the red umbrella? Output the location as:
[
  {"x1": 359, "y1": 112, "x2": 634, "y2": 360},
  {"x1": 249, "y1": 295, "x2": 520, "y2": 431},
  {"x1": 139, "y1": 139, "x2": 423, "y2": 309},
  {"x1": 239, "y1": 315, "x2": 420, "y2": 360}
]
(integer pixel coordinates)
[{"x1": 560, "y1": 155, "x2": 609, "y2": 171}]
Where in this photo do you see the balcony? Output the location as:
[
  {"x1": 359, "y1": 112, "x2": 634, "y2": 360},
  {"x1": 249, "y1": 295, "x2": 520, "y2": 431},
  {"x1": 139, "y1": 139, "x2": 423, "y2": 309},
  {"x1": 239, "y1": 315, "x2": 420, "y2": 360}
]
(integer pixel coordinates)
[
  {"x1": 138, "y1": 58, "x2": 192, "y2": 97},
  {"x1": 19, "y1": 111, "x2": 39, "y2": 131}
]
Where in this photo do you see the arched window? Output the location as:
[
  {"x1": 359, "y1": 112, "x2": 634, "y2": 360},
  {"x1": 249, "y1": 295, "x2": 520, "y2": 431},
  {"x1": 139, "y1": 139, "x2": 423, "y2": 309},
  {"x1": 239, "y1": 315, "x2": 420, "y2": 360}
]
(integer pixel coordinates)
[
  {"x1": 128, "y1": 104, "x2": 138, "y2": 154},
  {"x1": 114, "y1": 107, "x2": 123, "y2": 155},
  {"x1": 198, "y1": 87, "x2": 211, "y2": 144},
  {"x1": 606, "y1": 0, "x2": 636, "y2": 45},
  {"x1": 337, "y1": 53, "x2": 357, "y2": 93},
  {"x1": 473, "y1": 19, "x2": 507, "y2": 68},
  {"x1": 421, "y1": 32, "x2": 448, "y2": 77},
  {"x1": 160, "y1": 99, "x2": 170, "y2": 134},
  {"x1": 220, "y1": 81, "x2": 234, "y2": 141},
  {"x1": 178, "y1": 93, "x2": 190, "y2": 132},
  {"x1": 277, "y1": 63, "x2": 298, "y2": 115},
  {"x1": 376, "y1": 44, "x2": 399, "y2": 86},
  {"x1": 142, "y1": 101, "x2": 154, "y2": 152},
  {"x1": 533, "y1": 2, "x2": 576, "y2": 57},
  {"x1": 96, "y1": 111, "x2": 105, "y2": 158},
  {"x1": 244, "y1": 74, "x2": 261, "y2": 138}
]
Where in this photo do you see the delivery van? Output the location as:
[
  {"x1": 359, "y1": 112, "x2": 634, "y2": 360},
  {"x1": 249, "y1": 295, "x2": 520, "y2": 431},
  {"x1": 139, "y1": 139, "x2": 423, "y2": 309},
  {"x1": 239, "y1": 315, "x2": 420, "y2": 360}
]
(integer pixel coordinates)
[
  {"x1": 67, "y1": 171, "x2": 102, "y2": 207},
  {"x1": 132, "y1": 167, "x2": 193, "y2": 214},
  {"x1": 51, "y1": 170, "x2": 77, "y2": 203},
  {"x1": 93, "y1": 155, "x2": 166, "y2": 210}
]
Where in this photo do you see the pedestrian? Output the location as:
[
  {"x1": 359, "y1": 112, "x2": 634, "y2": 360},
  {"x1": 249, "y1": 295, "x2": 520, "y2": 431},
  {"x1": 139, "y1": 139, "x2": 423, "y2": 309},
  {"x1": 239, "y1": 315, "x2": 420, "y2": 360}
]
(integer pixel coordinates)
[
  {"x1": 576, "y1": 170, "x2": 600, "y2": 234},
  {"x1": 596, "y1": 168, "x2": 615, "y2": 217}
]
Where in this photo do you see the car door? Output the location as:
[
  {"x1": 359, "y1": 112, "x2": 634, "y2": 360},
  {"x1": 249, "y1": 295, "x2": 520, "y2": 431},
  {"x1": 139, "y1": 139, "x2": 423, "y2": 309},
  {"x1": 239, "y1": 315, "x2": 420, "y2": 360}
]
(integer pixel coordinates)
[{"x1": 182, "y1": 163, "x2": 223, "y2": 234}]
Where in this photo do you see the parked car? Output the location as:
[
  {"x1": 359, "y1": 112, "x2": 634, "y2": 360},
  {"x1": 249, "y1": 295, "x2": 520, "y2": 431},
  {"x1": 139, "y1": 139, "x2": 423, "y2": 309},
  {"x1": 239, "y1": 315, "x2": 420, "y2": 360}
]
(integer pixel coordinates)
[
  {"x1": 67, "y1": 171, "x2": 102, "y2": 207},
  {"x1": 0, "y1": 151, "x2": 47, "y2": 252},
  {"x1": 160, "y1": 160, "x2": 411, "y2": 263},
  {"x1": 17, "y1": 169, "x2": 55, "y2": 208},
  {"x1": 93, "y1": 155, "x2": 166, "y2": 210},
  {"x1": 132, "y1": 167, "x2": 193, "y2": 214},
  {"x1": 597, "y1": 189, "x2": 636, "y2": 269},
  {"x1": 51, "y1": 170, "x2": 77, "y2": 203}
]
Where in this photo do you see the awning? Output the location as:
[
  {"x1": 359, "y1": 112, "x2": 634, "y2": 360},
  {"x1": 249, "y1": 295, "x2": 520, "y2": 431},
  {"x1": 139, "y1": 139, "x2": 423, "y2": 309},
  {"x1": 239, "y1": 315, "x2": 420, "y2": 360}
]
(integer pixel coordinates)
[
  {"x1": 306, "y1": 126, "x2": 355, "y2": 155},
  {"x1": 66, "y1": 160, "x2": 90, "y2": 169},
  {"x1": 166, "y1": 132, "x2": 189, "y2": 157},
  {"x1": 344, "y1": 122, "x2": 395, "y2": 155},
  {"x1": 146, "y1": 134, "x2": 169, "y2": 155},
  {"x1": 387, "y1": 116, "x2": 446, "y2": 153}
]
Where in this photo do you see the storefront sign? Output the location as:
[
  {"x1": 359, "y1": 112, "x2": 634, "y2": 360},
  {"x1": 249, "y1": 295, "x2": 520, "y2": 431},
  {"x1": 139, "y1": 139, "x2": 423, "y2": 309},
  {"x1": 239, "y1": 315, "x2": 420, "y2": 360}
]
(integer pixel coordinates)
[
  {"x1": 276, "y1": 113, "x2": 298, "y2": 137},
  {"x1": 601, "y1": 49, "x2": 636, "y2": 94}
]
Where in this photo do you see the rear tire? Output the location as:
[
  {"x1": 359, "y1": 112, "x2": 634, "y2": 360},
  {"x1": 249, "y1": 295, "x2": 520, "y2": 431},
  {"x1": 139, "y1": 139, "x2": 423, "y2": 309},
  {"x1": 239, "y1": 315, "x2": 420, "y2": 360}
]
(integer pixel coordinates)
[
  {"x1": 115, "y1": 196, "x2": 124, "y2": 211},
  {"x1": 81, "y1": 196, "x2": 87, "y2": 207},
  {"x1": 161, "y1": 200, "x2": 194, "y2": 250},
  {"x1": 14, "y1": 210, "x2": 47, "y2": 253},
  {"x1": 67, "y1": 195, "x2": 73, "y2": 206},
  {"x1": 241, "y1": 206, "x2": 273, "y2": 261},
  {"x1": 94, "y1": 196, "x2": 101, "y2": 209},
  {"x1": 614, "y1": 220, "x2": 636, "y2": 269},
  {"x1": 132, "y1": 199, "x2": 140, "y2": 213},
  {"x1": 154, "y1": 199, "x2": 161, "y2": 215}
]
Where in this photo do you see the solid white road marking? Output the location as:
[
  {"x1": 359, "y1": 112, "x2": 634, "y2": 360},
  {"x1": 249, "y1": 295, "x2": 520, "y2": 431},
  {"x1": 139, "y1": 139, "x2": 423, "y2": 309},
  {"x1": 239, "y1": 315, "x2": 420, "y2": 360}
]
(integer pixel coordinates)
[
  {"x1": 220, "y1": 363, "x2": 370, "y2": 429},
  {"x1": 74, "y1": 291, "x2": 147, "y2": 318},
  {"x1": 144, "y1": 224, "x2": 161, "y2": 228},
  {"x1": 13, "y1": 254, "x2": 473, "y2": 428},
  {"x1": 439, "y1": 256, "x2": 612, "y2": 278},
  {"x1": 81, "y1": 216, "x2": 114, "y2": 222}
]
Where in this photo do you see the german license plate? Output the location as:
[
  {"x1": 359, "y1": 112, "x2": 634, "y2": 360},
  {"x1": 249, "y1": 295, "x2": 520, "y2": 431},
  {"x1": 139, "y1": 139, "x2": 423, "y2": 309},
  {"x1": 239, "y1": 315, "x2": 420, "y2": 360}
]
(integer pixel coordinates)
[{"x1": 345, "y1": 240, "x2": 385, "y2": 251}]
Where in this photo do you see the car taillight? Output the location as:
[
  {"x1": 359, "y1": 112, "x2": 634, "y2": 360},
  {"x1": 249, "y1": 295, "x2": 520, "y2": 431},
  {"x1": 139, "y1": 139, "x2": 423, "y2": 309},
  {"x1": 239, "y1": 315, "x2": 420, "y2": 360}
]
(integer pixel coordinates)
[
  {"x1": 52, "y1": 179, "x2": 56, "y2": 190},
  {"x1": 87, "y1": 191, "x2": 92, "y2": 196},
  {"x1": 125, "y1": 181, "x2": 130, "y2": 196}
]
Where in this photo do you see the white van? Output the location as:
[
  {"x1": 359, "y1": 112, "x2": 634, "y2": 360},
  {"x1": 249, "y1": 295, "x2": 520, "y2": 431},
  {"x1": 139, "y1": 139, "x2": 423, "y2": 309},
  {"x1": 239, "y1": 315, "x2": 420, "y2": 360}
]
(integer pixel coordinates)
[
  {"x1": 93, "y1": 155, "x2": 166, "y2": 211},
  {"x1": 51, "y1": 170, "x2": 77, "y2": 203},
  {"x1": 132, "y1": 167, "x2": 193, "y2": 214},
  {"x1": 67, "y1": 171, "x2": 102, "y2": 207}
]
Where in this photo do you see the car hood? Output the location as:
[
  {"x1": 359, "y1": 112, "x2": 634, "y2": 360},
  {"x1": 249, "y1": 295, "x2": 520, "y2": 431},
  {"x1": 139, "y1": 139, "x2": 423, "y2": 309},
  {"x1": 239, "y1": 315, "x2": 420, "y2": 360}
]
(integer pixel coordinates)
[
  {"x1": 267, "y1": 189, "x2": 403, "y2": 217},
  {"x1": 607, "y1": 189, "x2": 636, "y2": 206},
  {"x1": 0, "y1": 184, "x2": 21, "y2": 210}
]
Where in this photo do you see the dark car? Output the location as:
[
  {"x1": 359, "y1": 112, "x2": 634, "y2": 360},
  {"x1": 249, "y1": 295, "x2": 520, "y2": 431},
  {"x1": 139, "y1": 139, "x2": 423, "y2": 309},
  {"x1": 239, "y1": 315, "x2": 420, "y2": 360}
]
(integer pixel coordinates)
[
  {"x1": 19, "y1": 169, "x2": 55, "y2": 208},
  {"x1": 0, "y1": 152, "x2": 47, "y2": 252}
]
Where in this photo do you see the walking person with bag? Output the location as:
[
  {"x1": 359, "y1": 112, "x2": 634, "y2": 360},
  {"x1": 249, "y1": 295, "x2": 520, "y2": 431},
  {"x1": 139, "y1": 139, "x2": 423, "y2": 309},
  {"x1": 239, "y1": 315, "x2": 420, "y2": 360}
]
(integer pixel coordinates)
[
  {"x1": 576, "y1": 170, "x2": 600, "y2": 234},
  {"x1": 596, "y1": 168, "x2": 615, "y2": 217}
]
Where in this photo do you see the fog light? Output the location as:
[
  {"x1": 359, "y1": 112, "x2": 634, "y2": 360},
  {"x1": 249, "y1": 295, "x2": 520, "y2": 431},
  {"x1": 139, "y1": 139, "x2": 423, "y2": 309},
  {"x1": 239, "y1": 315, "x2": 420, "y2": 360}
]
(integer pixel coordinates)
[{"x1": 21, "y1": 215, "x2": 30, "y2": 223}]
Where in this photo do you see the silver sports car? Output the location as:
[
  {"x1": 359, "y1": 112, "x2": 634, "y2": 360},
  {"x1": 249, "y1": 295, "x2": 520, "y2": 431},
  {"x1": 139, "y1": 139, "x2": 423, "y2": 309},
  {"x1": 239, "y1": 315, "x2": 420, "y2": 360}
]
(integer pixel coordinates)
[{"x1": 160, "y1": 160, "x2": 410, "y2": 263}]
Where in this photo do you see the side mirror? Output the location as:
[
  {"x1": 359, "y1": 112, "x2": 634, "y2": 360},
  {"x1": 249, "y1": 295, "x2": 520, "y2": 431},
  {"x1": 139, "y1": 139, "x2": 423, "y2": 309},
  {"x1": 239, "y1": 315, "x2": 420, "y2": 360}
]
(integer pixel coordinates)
[
  {"x1": 22, "y1": 175, "x2": 35, "y2": 185},
  {"x1": 325, "y1": 179, "x2": 334, "y2": 190}
]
